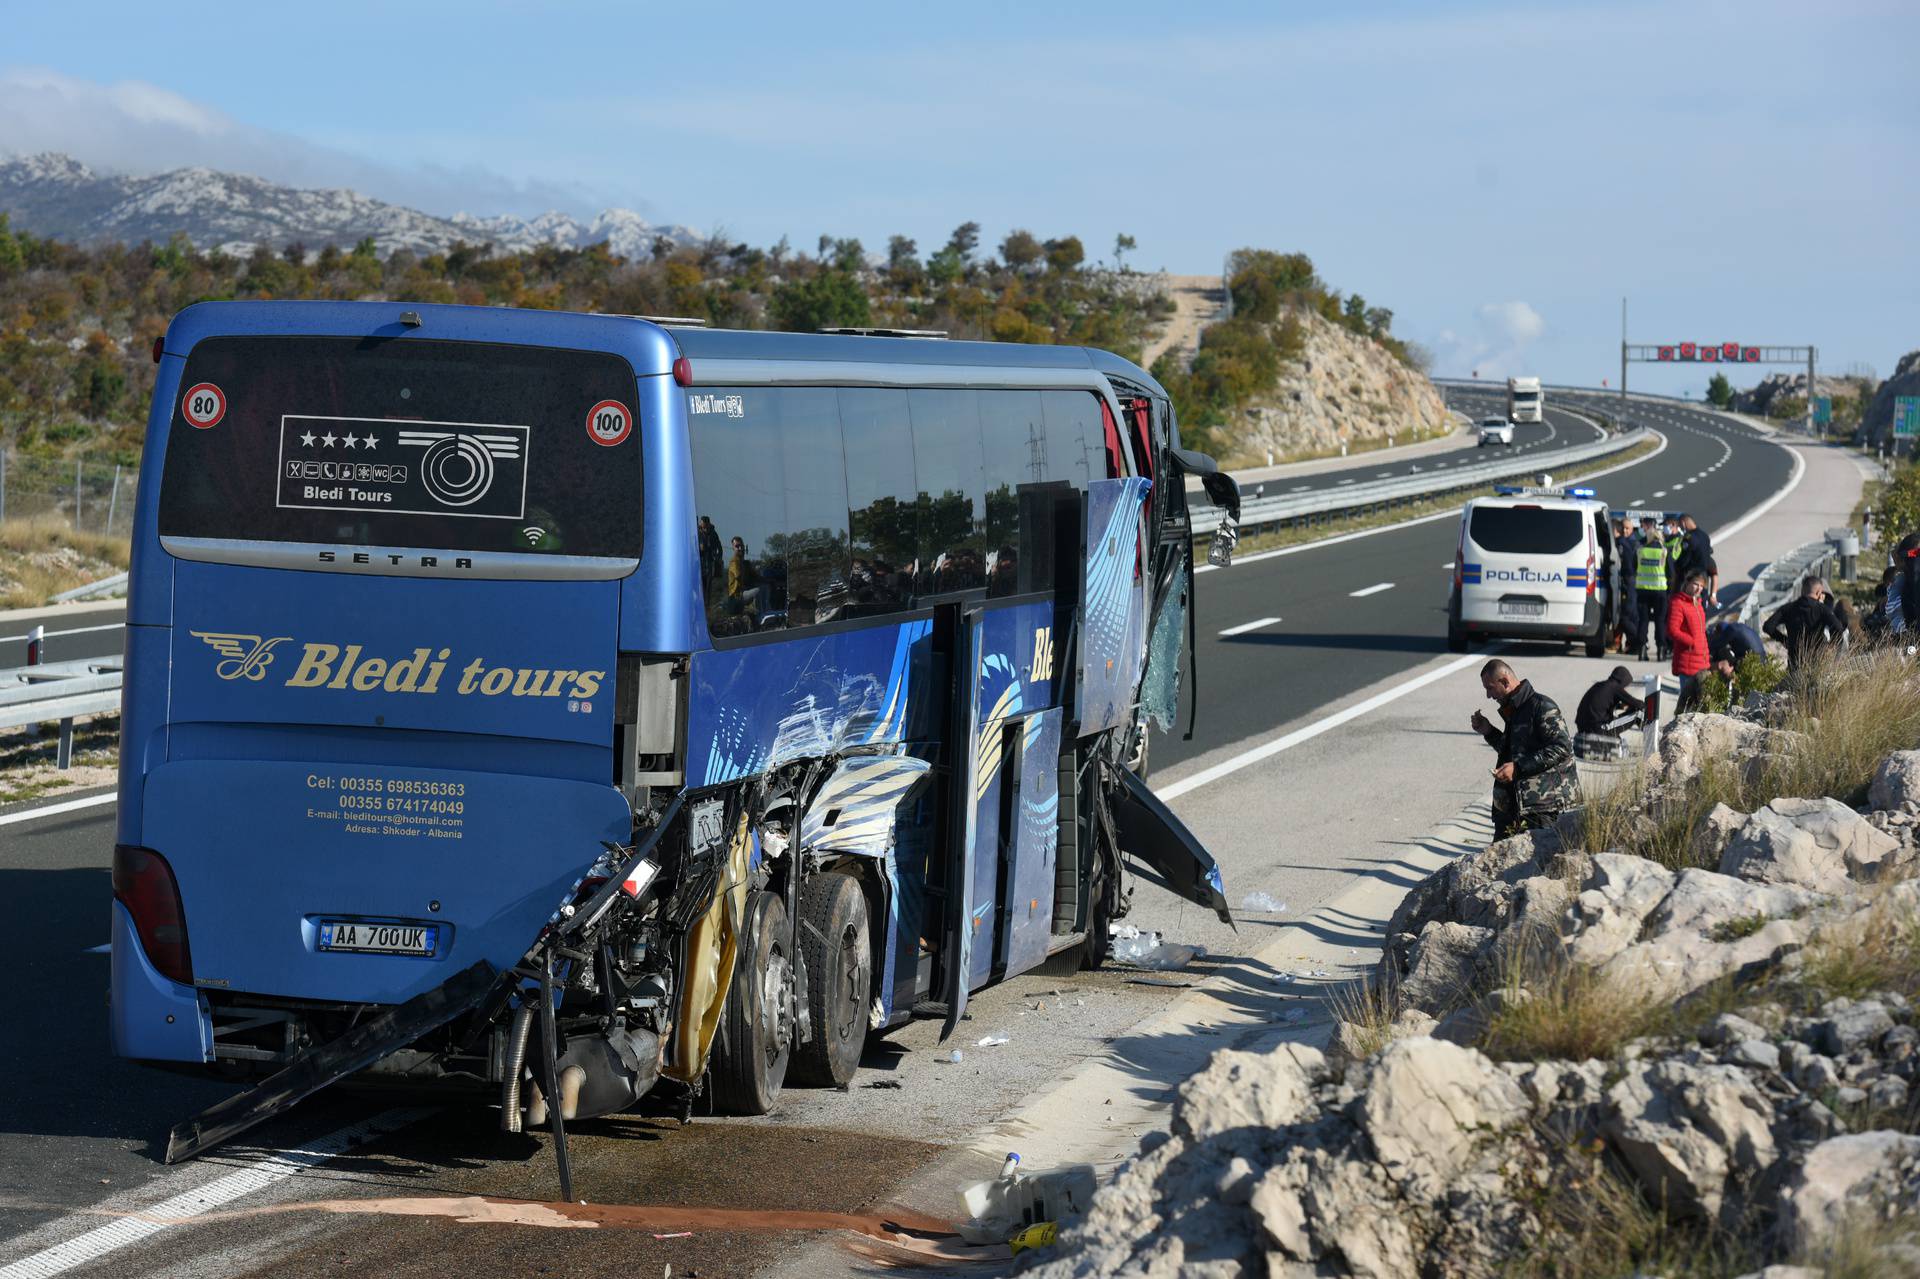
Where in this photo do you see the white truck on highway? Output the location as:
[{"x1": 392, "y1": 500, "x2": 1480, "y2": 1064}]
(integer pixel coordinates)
[{"x1": 1506, "y1": 376, "x2": 1543, "y2": 423}]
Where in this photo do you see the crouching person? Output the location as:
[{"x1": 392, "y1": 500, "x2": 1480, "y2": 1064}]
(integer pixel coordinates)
[{"x1": 1470, "y1": 659, "x2": 1580, "y2": 839}]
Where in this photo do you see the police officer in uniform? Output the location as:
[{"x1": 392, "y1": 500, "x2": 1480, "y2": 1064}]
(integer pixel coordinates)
[{"x1": 1633, "y1": 515, "x2": 1670, "y2": 661}]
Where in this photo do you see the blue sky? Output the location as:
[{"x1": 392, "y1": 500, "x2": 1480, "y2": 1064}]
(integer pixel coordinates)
[{"x1": 3, "y1": 0, "x2": 1914, "y2": 394}]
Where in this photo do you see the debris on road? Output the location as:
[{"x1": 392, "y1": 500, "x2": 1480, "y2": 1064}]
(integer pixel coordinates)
[
  {"x1": 1108, "y1": 923, "x2": 1203, "y2": 970},
  {"x1": 977, "y1": 1033, "x2": 1011, "y2": 1047},
  {"x1": 1240, "y1": 891, "x2": 1287, "y2": 912},
  {"x1": 942, "y1": 1049, "x2": 964, "y2": 1064},
  {"x1": 862, "y1": 1079, "x2": 903, "y2": 1089}
]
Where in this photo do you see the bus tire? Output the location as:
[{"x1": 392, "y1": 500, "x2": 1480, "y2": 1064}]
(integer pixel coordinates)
[
  {"x1": 790, "y1": 872, "x2": 871, "y2": 1087},
  {"x1": 709, "y1": 891, "x2": 793, "y2": 1116},
  {"x1": 1079, "y1": 834, "x2": 1119, "y2": 971}
]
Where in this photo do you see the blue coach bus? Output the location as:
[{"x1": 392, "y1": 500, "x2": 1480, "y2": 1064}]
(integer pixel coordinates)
[{"x1": 112, "y1": 302, "x2": 1238, "y2": 1176}]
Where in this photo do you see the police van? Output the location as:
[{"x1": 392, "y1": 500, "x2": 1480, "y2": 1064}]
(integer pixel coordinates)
[{"x1": 1446, "y1": 484, "x2": 1620, "y2": 657}]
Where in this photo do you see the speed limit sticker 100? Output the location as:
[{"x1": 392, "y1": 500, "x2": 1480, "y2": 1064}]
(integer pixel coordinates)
[
  {"x1": 585, "y1": 399, "x2": 632, "y2": 447},
  {"x1": 182, "y1": 382, "x2": 228, "y2": 429}
]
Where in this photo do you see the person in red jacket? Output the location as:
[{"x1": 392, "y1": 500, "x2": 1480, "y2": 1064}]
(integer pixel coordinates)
[{"x1": 1668, "y1": 571, "x2": 1711, "y2": 712}]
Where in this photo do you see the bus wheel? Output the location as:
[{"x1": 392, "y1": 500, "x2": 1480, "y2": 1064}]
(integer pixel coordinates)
[
  {"x1": 1079, "y1": 847, "x2": 1119, "y2": 971},
  {"x1": 710, "y1": 892, "x2": 793, "y2": 1115},
  {"x1": 791, "y1": 872, "x2": 872, "y2": 1087}
]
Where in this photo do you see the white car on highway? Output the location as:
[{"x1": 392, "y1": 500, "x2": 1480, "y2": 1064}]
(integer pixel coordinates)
[
  {"x1": 1447, "y1": 485, "x2": 1621, "y2": 658},
  {"x1": 1478, "y1": 417, "x2": 1516, "y2": 447}
]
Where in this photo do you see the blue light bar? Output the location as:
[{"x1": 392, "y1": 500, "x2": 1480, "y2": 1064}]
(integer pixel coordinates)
[
  {"x1": 1492, "y1": 485, "x2": 1523, "y2": 495},
  {"x1": 1567, "y1": 486, "x2": 1595, "y2": 498}
]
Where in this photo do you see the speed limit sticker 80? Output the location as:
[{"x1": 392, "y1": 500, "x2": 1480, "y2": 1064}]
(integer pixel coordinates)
[
  {"x1": 182, "y1": 383, "x2": 227, "y2": 429},
  {"x1": 585, "y1": 400, "x2": 632, "y2": 447}
]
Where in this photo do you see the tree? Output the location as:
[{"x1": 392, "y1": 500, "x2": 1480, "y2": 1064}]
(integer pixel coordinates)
[
  {"x1": 1706, "y1": 371, "x2": 1732, "y2": 408},
  {"x1": 1043, "y1": 236, "x2": 1084, "y2": 274},
  {"x1": 769, "y1": 269, "x2": 870, "y2": 332},
  {"x1": 999, "y1": 229, "x2": 1043, "y2": 273},
  {"x1": 1113, "y1": 233, "x2": 1136, "y2": 270}
]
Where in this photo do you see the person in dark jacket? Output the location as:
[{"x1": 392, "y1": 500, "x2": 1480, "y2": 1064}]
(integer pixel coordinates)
[
  {"x1": 1764, "y1": 576, "x2": 1844, "y2": 670},
  {"x1": 1676, "y1": 515, "x2": 1718, "y2": 607},
  {"x1": 1612, "y1": 518, "x2": 1639, "y2": 652},
  {"x1": 1706, "y1": 619, "x2": 1765, "y2": 675},
  {"x1": 1576, "y1": 665, "x2": 1645, "y2": 737},
  {"x1": 1471, "y1": 659, "x2": 1579, "y2": 839}
]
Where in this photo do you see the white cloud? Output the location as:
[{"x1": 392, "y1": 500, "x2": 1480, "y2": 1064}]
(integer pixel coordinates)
[
  {"x1": 1432, "y1": 302, "x2": 1547, "y2": 379},
  {"x1": 0, "y1": 67, "x2": 608, "y2": 219}
]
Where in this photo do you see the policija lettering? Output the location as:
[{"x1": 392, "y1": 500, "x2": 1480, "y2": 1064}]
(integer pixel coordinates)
[{"x1": 193, "y1": 633, "x2": 602, "y2": 701}]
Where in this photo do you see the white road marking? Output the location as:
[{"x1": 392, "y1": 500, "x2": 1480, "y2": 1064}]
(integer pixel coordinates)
[
  {"x1": 1157, "y1": 651, "x2": 1496, "y2": 802},
  {"x1": 1350, "y1": 582, "x2": 1395, "y2": 597},
  {"x1": 1653, "y1": 490, "x2": 1668, "y2": 497},
  {"x1": 0, "y1": 1110, "x2": 432, "y2": 1279},
  {"x1": 0, "y1": 622, "x2": 125, "y2": 645},
  {"x1": 1219, "y1": 616, "x2": 1282, "y2": 637},
  {"x1": 1442, "y1": 561, "x2": 1456, "y2": 569},
  {"x1": 1336, "y1": 479, "x2": 1356, "y2": 486},
  {"x1": 0, "y1": 792, "x2": 116, "y2": 829},
  {"x1": 1290, "y1": 485, "x2": 1311, "y2": 493}
]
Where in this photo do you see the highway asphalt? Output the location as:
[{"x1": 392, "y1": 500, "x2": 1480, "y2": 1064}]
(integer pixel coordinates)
[{"x1": 0, "y1": 388, "x2": 1794, "y2": 1277}]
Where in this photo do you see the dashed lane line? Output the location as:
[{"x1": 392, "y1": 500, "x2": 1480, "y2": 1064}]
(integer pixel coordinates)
[
  {"x1": 1219, "y1": 616, "x2": 1282, "y2": 637},
  {"x1": 0, "y1": 1110, "x2": 433, "y2": 1279},
  {"x1": 1350, "y1": 582, "x2": 1395, "y2": 598},
  {"x1": 0, "y1": 792, "x2": 116, "y2": 829}
]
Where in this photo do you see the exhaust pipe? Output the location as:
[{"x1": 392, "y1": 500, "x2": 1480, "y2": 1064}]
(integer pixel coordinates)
[{"x1": 499, "y1": 1001, "x2": 535, "y2": 1133}]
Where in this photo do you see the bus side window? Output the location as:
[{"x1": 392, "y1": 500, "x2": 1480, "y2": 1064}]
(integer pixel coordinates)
[
  {"x1": 838, "y1": 387, "x2": 920, "y2": 620},
  {"x1": 1095, "y1": 398, "x2": 1126, "y2": 479},
  {"x1": 980, "y1": 389, "x2": 1048, "y2": 597},
  {"x1": 1041, "y1": 390, "x2": 1108, "y2": 487},
  {"x1": 908, "y1": 389, "x2": 987, "y2": 597},
  {"x1": 688, "y1": 386, "x2": 850, "y2": 636},
  {"x1": 1125, "y1": 397, "x2": 1154, "y2": 482}
]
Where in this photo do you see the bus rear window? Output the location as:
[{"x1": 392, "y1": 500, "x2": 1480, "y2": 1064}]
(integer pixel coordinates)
[
  {"x1": 158, "y1": 336, "x2": 642, "y2": 561},
  {"x1": 1469, "y1": 506, "x2": 1582, "y2": 554}
]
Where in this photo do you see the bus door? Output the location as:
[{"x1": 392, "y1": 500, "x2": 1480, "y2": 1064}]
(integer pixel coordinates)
[{"x1": 936, "y1": 488, "x2": 1079, "y2": 1038}]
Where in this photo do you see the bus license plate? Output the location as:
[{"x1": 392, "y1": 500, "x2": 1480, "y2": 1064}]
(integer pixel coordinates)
[
  {"x1": 317, "y1": 920, "x2": 438, "y2": 957},
  {"x1": 1500, "y1": 601, "x2": 1546, "y2": 617}
]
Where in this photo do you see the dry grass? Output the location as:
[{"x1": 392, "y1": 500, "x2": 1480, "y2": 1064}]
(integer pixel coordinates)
[
  {"x1": 1503, "y1": 1138, "x2": 1763, "y2": 1279},
  {"x1": 0, "y1": 517, "x2": 129, "y2": 608},
  {"x1": 1794, "y1": 1208, "x2": 1920, "y2": 1278},
  {"x1": 1327, "y1": 968, "x2": 1402, "y2": 1059},
  {"x1": 1478, "y1": 943, "x2": 1669, "y2": 1063},
  {"x1": 1800, "y1": 889, "x2": 1920, "y2": 1004},
  {"x1": 1574, "y1": 648, "x2": 1920, "y2": 871}
]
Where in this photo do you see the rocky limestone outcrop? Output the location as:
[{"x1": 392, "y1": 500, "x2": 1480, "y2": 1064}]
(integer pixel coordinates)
[
  {"x1": 1227, "y1": 309, "x2": 1449, "y2": 464},
  {"x1": 1864, "y1": 349, "x2": 1920, "y2": 448},
  {"x1": 1730, "y1": 370, "x2": 1873, "y2": 419},
  {"x1": 1029, "y1": 700, "x2": 1920, "y2": 1276}
]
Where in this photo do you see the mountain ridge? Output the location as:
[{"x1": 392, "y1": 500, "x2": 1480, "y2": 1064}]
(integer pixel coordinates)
[{"x1": 0, "y1": 152, "x2": 700, "y2": 259}]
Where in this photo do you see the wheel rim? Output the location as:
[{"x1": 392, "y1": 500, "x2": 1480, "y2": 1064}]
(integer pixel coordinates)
[
  {"x1": 833, "y1": 923, "x2": 867, "y2": 1043},
  {"x1": 760, "y1": 944, "x2": 793, "y2": 1068}
]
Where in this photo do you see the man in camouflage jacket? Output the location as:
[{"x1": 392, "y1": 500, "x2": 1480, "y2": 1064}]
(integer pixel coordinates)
[{"x1": 1470, "y1": 659, "x2": 1579, "y2": 838}]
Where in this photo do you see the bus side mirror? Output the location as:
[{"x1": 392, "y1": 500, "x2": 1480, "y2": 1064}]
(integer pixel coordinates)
[{"x1": 1173, "y1": 451, "x2": 1242, "y2": 569}]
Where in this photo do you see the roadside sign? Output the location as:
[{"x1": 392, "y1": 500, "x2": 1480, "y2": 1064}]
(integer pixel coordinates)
[
  {"x1": 1813, "y1": 396, "x2": 1831, "y2": 424},
  {"x1": 1896, "y1": 396, "x2": 1920, "y2": 439}
]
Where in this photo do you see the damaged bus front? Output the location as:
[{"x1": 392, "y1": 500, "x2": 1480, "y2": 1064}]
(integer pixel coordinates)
[{"x1": 114, "y1": 304, "x2": 1239, "y2": 1184}]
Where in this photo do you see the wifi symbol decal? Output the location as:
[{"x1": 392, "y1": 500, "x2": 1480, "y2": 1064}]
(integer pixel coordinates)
[{"x1": 522, "y1": 526, "x2": 546, "y2": 546}]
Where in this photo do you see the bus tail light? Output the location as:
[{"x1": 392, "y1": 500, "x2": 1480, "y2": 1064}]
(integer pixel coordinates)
[
  {"x1": 672, "y1": 357, "x2": 692, "y2": 387},
  {"x1": 113, "y1": 845, "x2": 193, "y2": 986}
]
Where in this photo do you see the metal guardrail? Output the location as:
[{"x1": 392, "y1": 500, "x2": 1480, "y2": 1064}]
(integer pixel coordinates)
[
  {"x1": 1192, "y1": 425, "x2": 1651, "y2": 538},
  {"x1": 1737, "y1": 536, "x2": 1851, "y2": 631},
  {"x1": 50, "y1": 571, "x2": 130, "y2": 603},
  {"x1": 0, "y1": 657, "x2": 123, "y2": 768}
]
